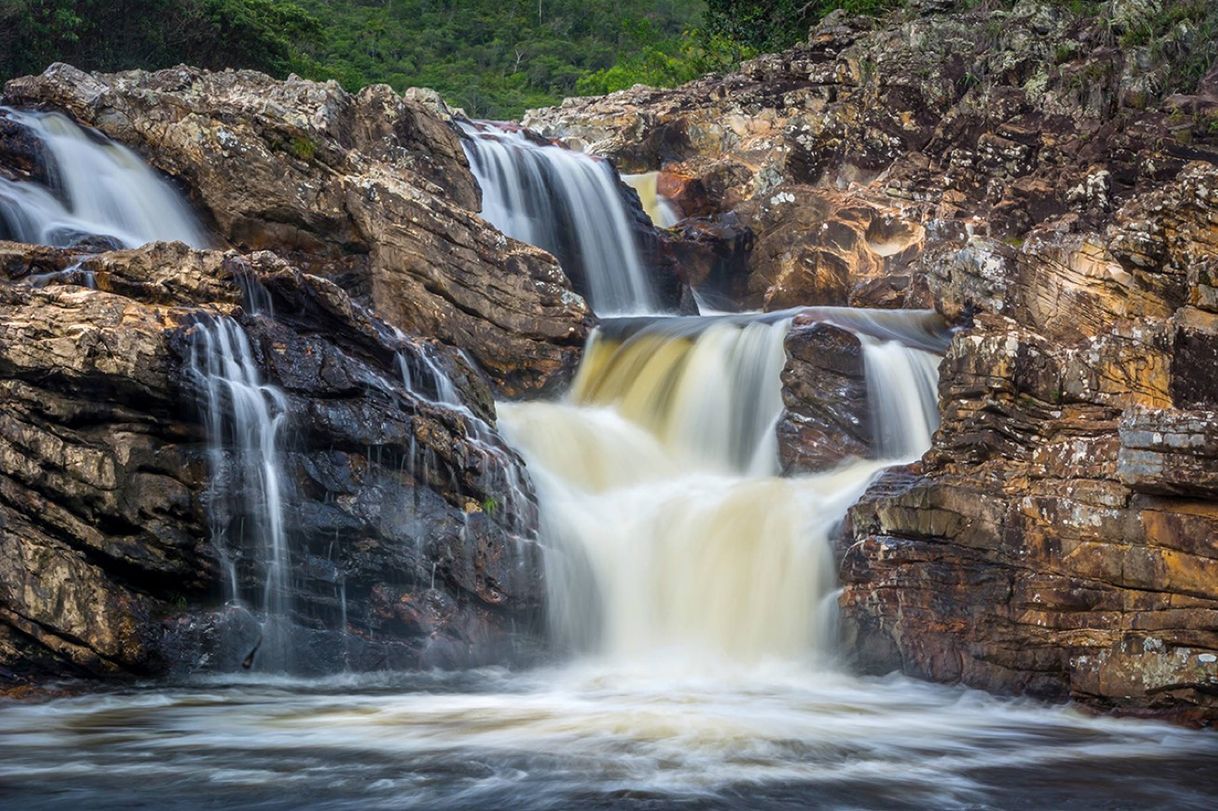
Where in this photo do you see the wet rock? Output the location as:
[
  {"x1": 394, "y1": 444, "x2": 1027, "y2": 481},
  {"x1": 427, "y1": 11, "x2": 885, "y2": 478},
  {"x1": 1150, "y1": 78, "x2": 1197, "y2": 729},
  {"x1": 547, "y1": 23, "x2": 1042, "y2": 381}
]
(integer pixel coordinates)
[
  {"x1": 777, "y1": 320, "x2": 869, "y2": 473},
  {"x1": 0, "y1": 241, "x2": 545, "y2": 682},
  {"x1": 3, "y1": 65, "x2": 592, "y2": 396}
]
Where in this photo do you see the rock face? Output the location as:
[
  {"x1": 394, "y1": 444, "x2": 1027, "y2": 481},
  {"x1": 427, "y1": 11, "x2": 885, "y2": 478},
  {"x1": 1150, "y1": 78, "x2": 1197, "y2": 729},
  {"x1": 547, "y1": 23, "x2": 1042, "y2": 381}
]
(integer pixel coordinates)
[
  {"x1": 4, "y1": 65, "x2": 592, "y2": 396},
  {"x1": 526, "y1": 1, "x2": 1217, "y2": 315},
  {"x1": 840, "y1": 161, "x2": 1218, "y2": 723},
  {"x1": 0, "y1": 241, "x2": 544, "y2": 684},
  {"x1": 777, "y1": 318, "x2": 869, "y2": 473},
  {"x1": 527, "y1": 1, "x2": 1218, "y2": 721}
]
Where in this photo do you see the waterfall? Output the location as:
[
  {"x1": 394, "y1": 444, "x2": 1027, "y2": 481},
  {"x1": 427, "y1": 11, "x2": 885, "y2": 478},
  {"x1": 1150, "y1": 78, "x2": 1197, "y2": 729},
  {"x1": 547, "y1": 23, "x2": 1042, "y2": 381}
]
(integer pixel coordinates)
[
  {"x1": 0, "y1": 107, "x2": 205, "y2": 249},
  {"x1": 189, "y1": 315, "x2": 292, "y2": 670},
  {"x1": 568, "y1": 317, "x2": 791, "y2": 476},
  {"x1": 499, "y1": 309, "x2": 944, "y2": 667},
  {"x1": 861, "y1": 336, "x2": 942, "y2": 461},
  {"x1": 395, "y1": 341, "x2": 535, "y2": 550},
  {"x1": 459, "y1": 121, "x2": 658, "y2": 315},
  {"x1": 622, "y1": 171, "x2": 682, "y2": 227}
]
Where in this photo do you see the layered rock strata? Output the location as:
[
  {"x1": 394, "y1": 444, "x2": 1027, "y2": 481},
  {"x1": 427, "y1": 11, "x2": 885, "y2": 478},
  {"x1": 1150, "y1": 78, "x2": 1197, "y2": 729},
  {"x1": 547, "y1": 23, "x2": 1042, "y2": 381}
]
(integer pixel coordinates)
[
  {"x1": 0, "y1": 241, "x2": 544, "y2": 684},
  {"x1": 4, "y1": 65, "x2": 593, "y2": 396}
]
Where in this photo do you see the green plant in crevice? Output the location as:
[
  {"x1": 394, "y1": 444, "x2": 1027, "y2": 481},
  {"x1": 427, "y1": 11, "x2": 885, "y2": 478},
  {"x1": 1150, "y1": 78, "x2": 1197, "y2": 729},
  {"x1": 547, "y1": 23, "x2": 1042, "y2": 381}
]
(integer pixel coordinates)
[{"x1": 289, "y1": 135, "x2": 317, "y2": 162}]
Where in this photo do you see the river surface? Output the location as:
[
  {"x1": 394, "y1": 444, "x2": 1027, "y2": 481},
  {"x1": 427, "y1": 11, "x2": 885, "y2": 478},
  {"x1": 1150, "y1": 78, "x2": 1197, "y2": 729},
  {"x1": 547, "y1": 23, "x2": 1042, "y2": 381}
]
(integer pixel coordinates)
[{"x1": 2, "y1": 666, "x2": 1216, "y2": 810}]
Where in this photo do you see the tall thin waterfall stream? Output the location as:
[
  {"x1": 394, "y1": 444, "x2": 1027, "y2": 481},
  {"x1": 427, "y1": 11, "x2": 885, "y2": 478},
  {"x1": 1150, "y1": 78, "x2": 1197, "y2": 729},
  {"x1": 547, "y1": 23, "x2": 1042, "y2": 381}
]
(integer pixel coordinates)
[{"x1": 1, "y1": 119, "x2": 1214, "y2": 810}]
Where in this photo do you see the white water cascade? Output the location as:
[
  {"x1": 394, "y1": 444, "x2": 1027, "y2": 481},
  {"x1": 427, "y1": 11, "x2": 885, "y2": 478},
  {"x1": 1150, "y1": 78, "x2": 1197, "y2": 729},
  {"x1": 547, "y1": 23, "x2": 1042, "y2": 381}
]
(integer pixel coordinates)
[
  {"x1": 623, "y1": 171, "x2": 682, "y2": 227},
  {"x1": 459, "y1": 121, "x2": 658, "y2": 315},
  {"x1": 395, "y1": 342, "x2": 533, "y2": 536},
  {"x1": 499, "y1": 309, "x2": 945, "y2": 666},
  {"x1": 189, "y1": 315, "x2": 292, "y2": 670},
  {"x1": 0, "y1": 107, "x2": 206, "y2": 249}
]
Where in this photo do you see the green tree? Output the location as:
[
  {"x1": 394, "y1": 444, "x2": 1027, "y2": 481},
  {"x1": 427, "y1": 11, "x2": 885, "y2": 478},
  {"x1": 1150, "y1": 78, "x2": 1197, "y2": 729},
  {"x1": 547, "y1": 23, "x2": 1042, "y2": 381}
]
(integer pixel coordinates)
[
  {"x1": 0, "y1": 0, "x2": 321, "y2": 82},
  {"x1": 702, "y1": 0, "x2": 901, "y2": 53}
]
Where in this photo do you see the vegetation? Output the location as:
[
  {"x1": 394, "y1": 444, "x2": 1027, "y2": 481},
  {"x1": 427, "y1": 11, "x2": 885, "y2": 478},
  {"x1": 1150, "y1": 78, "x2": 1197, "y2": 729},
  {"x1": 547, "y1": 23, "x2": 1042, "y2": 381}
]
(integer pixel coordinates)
[
  {"x1": 2, "y1": 0, "x2": 910, "y2": 118},
  {"x1": 702, "y1": 0, "x2": 900, "y2": 53},
  {"x1": 294, "y1": 1, "x2": 707, "y2": 117},
  {"x1": 0, "y1": 0, "x2": 321, "y2": 79},
  {"x1": 7, "y1": 0, "x2": 1210, "y2": 120}
]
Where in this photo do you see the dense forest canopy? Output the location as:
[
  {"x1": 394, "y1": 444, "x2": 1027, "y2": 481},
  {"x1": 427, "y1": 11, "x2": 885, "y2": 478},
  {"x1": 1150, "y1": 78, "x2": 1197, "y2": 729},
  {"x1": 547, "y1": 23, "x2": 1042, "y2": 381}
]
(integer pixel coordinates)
[
  {"x1": 7, "y1": 1, "x2": 1208, "y2": 118},
  {"x1": 1, "y1": 0, "x2": 769, "y2": 116}
]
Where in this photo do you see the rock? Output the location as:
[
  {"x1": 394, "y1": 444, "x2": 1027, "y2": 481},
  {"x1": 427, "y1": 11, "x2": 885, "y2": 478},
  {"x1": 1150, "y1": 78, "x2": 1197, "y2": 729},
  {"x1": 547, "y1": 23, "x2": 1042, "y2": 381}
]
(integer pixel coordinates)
[
  {"x1": 1119, "y1": 407, "x2": 1218, "y2": 498},
  {"x1": 3, "y1": 65, "x2": 592, "y2": 396},
  {"x1": 0, "y1": 113, "x2": 47, "y2": 184},
  {"x1": 655, "y1": 212, "x2": 754, "y2": 306},
  {"x1": 777, "y1": 319, "x2": 870, "y2": 472},
  {"x1": 735, "y1": 186, "x2": 927, "y2": 310},
  {"x1": 526, "y1": 2, "x2": 1217, "y2": 314},
  {"x1": 838, "y1": 163, "x2": 1218, "y2": 720},
  {"x1": 0, "y1": 240, "x2": 545, "y2": 682}
]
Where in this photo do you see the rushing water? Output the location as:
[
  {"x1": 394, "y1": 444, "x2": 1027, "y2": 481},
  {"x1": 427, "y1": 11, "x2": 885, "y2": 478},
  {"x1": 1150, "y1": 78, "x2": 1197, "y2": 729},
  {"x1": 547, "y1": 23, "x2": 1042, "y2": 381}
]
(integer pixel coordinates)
[
  {"x1": 1, "y1": 668, "x2": 1215, "y2": 810},
  {"x1": 3, "y1": 112, "x2": 1215, "y2": 809},
  {"x1": 623, "y1": 171, "x2": 682, "y2": 227},
  {"x1": 498, "y1": 310, "x2": 944, "y2": 667},
  {"x1": 0, "y1": 107, "x2": 206, "y2": 249},
  {"x1": 3, "y1": 306, "x2": 1215, "y2": 809},
  {"x1": 189, "y1": 315, "x2": 293, "y2": 670},
  {"x1": 459, "y1": 121, "x2": 658, "y2": 315}
]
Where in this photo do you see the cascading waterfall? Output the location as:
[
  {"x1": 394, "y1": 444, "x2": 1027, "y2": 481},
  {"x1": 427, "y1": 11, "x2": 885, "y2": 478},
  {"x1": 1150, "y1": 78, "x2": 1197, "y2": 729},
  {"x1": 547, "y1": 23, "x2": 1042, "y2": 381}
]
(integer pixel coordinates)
[
  {"x1": 395, "y1": 343, "x2": 534, "y2": 541},
  {"x1": 459, "y1": 121, "x2": 658, "y2": 315},
  {"x1": 622, "y1": 171, "x2": 682, "y2": 227},
  {"x1": 189, "y1": 315, "x2": 292, "y2": 670},
  {"x1": 861, "y1": 335, "x2": 943, "y2": 460},
  {"x1": 3, "y1": 154, "x2": 1214, "y2": 807},
  {"x1": 498, "y1": 308, "x2": 945, "y2": 666},
  {"x1": 0, "y1": 107, "x2": 206, "y2": 249},
  {"x1": 567, "y1": 316, "x2": 791, "y2": 476}
]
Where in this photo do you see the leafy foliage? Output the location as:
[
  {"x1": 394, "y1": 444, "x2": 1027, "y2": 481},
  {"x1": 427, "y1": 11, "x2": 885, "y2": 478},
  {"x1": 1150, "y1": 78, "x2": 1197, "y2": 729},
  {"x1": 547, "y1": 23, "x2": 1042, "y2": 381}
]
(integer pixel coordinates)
[
  {"x1": 294, "y1": 1, "x2": 706, "y2": 117},
  {"x1": 702, "y1": 0, "x2": 901, "y2": 53},
  {"x1": 1, "y1": 1, "x2": 914, "y2": 120},
  {"x1": 0, "y1": 0, "x2": 321, "y2": 79}
]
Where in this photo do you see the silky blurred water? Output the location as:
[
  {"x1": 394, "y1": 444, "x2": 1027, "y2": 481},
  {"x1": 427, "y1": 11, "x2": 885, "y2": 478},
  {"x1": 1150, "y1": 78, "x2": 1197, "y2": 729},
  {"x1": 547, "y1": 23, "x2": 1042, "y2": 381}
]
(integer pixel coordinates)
[{"x1": 1, "y1": 667, "x2": 1214, "y2": 810}]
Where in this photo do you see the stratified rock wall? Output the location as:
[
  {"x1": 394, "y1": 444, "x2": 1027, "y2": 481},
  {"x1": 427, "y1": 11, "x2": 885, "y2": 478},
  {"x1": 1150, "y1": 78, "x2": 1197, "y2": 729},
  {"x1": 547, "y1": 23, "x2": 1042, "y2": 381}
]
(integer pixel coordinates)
[
  {"x1": 0, "y1": 241, "x2": 545, "y2": 683},
  {"x1": 526, "y1": 1, "x2": 1216, "y2": 314}
]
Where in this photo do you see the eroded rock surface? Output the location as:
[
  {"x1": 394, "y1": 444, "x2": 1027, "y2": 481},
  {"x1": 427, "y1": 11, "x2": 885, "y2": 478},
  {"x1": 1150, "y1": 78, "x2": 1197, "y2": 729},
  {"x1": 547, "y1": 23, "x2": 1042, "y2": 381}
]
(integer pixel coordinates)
[
  {"x1": 0, "y1": 241, "x2": 544, "y2": 685},
  {"x1": 527, "y1": 1, "x2": 1217, "y2": 315},
  {"x1": 3, "y1": 65, "x2": 592, "y2": 396},
  {"x1": 841, "y1": 163, "x2": 1218, "y2": 722}
]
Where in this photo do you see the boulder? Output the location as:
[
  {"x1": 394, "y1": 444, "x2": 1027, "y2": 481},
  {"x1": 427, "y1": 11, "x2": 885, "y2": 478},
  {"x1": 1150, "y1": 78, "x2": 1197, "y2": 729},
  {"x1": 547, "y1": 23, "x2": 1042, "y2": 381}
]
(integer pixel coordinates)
[{"x1": 777, "y1": 319, "x2": 870, "y2": 473}]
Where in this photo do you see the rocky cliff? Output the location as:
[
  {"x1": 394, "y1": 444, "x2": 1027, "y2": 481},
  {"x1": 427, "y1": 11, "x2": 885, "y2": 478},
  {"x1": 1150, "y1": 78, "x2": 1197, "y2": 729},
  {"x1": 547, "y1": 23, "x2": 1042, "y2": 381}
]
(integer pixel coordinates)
[
  {"x1": 0, "y1": 240, "x2": 547, "y2": 682},
  {"x1": 527, "y1": 0, "x2": 1218, "y2": 721},
  {"x1": 4, "y1": 65, "x2": 593, "y2": 397},
  {"x1": 0, "y1": 67, "x2": 584, "y2": 684}
]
